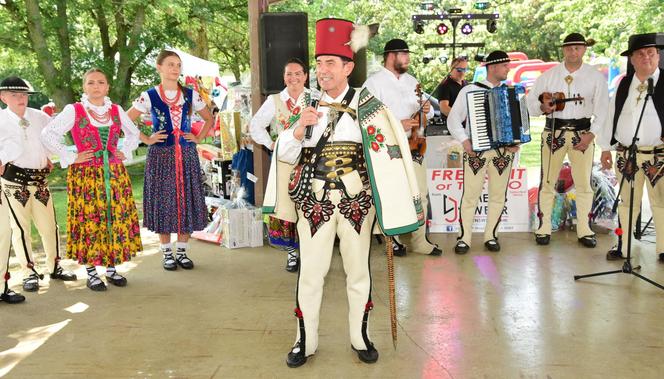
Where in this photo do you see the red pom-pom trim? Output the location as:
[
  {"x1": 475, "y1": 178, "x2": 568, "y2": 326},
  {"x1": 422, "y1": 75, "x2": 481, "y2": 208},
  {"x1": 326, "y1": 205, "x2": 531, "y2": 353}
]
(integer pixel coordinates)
[
  {"x1": 294, "y1": 307, "x2": 303, "y2": 319},
  {"x1": 615, "y1": 228, "x2": 623, "y2": 236}
]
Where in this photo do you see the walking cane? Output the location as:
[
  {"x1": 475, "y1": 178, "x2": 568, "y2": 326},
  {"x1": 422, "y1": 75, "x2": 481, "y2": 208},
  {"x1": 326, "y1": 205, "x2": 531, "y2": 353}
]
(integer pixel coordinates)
[{"x1": 385, "y1": 235, "x2": 397, "y2": 349}]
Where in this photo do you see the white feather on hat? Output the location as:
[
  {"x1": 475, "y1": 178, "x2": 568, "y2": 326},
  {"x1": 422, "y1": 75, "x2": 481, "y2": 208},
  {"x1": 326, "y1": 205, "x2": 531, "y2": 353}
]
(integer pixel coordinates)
[{"x1": 346, "y1": 23, "x2": 379, "y2": 52}]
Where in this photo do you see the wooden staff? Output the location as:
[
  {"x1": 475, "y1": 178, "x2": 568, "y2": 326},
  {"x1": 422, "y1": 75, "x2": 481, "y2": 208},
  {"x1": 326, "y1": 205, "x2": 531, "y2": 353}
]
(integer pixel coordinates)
[{"x1": 385, "y1": 235, "x2": 397, "y2": 349}]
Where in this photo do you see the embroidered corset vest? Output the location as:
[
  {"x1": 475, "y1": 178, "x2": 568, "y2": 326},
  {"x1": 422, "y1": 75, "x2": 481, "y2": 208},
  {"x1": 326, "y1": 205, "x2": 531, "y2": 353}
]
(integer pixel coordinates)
[
  {"x1": 71, "y1": 103, "x2": 122, "y2": 166},
  {"x1": 147, "y1": 86, "x2": 194, "y2": 147}
]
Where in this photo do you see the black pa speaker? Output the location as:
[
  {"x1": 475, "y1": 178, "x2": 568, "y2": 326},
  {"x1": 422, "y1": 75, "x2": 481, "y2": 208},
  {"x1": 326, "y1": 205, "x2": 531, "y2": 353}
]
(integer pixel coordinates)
[
  {"x1": 625, "y1": 32, "x2": 664, "y2": 75},
  {"x1": 259, "y1": 12, "x2": 309, "y2": 95}
]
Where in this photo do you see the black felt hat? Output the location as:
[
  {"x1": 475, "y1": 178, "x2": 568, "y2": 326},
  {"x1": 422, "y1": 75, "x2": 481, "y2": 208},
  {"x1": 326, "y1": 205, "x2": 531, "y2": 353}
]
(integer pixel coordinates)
[
  {"x1": 561, "y1": 33, "x2": 595, "y2": 47},
  {"x1": 0, "y1": 76, "x2": 37, "y2": 94},
  {"x1": 620, "y1": 33, "x2": 664, "y2": 56},
  {"x1": 383, "y1": 39, "x2": 409, "y2": 53},
  {"x1": 484, "y1": 50, "x2": 510, "y2": 66}
]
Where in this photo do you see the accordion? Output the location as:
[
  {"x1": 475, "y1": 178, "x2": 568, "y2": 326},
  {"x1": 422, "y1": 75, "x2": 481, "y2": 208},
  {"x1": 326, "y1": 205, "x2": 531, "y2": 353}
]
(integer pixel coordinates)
[{"x1": 466, "y1": 84, "x2": 531, "y2": 152}]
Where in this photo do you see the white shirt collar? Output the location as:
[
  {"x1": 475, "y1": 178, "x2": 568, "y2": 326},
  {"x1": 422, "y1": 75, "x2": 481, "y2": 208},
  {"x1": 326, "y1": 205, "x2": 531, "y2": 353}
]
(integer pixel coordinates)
[
  {"x1": 81, "y1": 94, "x2": 112, "y2": 113},
  {"x1": 323, "y1": 84, "x2": 350, "y2": 103}
]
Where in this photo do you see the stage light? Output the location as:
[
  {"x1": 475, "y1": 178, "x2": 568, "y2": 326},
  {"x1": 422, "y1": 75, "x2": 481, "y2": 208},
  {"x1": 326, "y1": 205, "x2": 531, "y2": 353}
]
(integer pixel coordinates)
[
  {"x1": 413, "y1": 20, "x2": 425, "y2": 34},
  {"x1": 436, "y1": 23, "x2": 449, "y2": 35},
  {"x1": 474, "y1": 1, "x2": 490, "y2": 10},
  {"x1": 438, "y1": 55, "x2": 448, "y2": 64},
  {"x1": 486, "y1": 19, "x2": 497, "y2": 33},
  {"x1": 448, "y1": 8, "x2": 462, "y2": 14},
  {"x1": 422, "y1": 55, "x2": 433, "y2": 64},
  {"x1": 460, "y1": 23, "x2": 473, "y2": 35}
]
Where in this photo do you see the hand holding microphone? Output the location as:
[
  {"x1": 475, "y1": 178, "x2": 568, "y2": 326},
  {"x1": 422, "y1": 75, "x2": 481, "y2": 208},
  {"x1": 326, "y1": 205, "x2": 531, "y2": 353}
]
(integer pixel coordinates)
[{"x1": 294, "y1": 90, "x2": 323, "y2": 141}]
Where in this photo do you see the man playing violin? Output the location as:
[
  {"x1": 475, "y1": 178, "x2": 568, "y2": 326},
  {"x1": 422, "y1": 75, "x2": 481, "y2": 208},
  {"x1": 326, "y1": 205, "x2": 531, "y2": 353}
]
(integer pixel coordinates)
[
  {"x1": 363, "y1": 38, "x2": 442, "y2": 257},
  {"x1": 526, "y1": 33, "x2": 609, "y2": 248}
]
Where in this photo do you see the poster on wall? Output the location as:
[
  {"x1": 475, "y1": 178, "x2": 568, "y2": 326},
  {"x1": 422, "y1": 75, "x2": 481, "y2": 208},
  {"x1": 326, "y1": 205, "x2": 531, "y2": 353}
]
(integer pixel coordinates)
[{"x1": 427, "y1": 168, "x2": 530, "y2": 233}]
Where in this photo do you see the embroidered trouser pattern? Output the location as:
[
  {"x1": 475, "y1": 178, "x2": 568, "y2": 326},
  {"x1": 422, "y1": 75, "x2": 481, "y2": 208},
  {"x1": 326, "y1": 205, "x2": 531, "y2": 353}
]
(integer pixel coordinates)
[
  {"x1": 293, "y1": 189, "x2": 375, "y2": 356},
  {"x1": 537, "y1": 129, "x2": 595, "y2": 237},
  {"x1": 458, "y1": 149, "x2": 514, "y2": 246},
  {"x1": 1, "y1": 178, "x2": 61, "y2": 278}
]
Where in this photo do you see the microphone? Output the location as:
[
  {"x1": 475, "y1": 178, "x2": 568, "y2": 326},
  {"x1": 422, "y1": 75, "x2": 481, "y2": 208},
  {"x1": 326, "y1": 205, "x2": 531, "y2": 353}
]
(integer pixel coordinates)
[
  {"x1": 304, "y1": 89, "x2": 321, "y2": 140},
  {"x1": 647, "y1": 77, "x2": 654, "y2": 96}
]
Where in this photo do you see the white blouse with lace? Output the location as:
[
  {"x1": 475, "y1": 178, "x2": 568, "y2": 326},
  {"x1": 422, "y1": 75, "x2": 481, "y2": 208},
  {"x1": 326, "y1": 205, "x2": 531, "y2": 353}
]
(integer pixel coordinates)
[{"x1": 41, "y1": 95, "x2": 141, "y2": 168}]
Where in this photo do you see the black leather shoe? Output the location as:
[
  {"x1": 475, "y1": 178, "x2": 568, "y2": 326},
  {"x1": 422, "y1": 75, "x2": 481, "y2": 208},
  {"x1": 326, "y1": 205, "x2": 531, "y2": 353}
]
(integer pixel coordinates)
[
  {"x1": 352, "y1": 343, "x2": 379, "y2": 364},
  {"x1": 286, "y1": 342, "x2": 307, "y2": 368},
  {"x1": 176, "y1": 253, "x2": 194, "y2": 269},
  {"x1": 578, "y1": 235, "x2": 597, "y2": 248},
  {"x1": 22, "y1": 273, "x2": 40, "y2": 292},
  {"x1": 392, "y1": 240, "x2": 407, "y2": 257},
  {"x1": 50, "y1": 266, "x2": 77, "y2": 281},
  {"x1": 285, "y1": 251, "x2": 299, "y2": 273},
  {"x1": 658, "y1": 253, "x2": 664, "y2": 263},
  {"x1": 606, "y1": 246, "x2": 625, "y2": 261},
  {"x1": 86, "y1": 275, "x2": 107, "y2": 292},
  {"x1": 1, "y1": 290, "x2": 26, "y2": 304},
  {"x1": 535, "y1": 234, "x2": 550, "y2": 245},
  {"x1": 454, "y1": 241, "x2": 469, "y2": 255},
  {"x1": 163, "y1": 254, "x2": 177, "y2": 271},
  {"x1": 429, "y1": 246, "x2": 443, "y2": 256},
  {"x1": 484, "y1": 239, "x2": 501, "y2": 252},
  {"x1": 106, "y1": 274, "x2": 127, "y2": 287}
]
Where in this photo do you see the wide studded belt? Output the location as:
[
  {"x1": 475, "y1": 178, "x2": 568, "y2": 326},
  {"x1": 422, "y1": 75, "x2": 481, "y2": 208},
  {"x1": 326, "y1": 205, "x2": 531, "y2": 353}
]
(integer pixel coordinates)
[
  {"x1": 545, "y1": 118, "x2": 591, "y2": 131},
  {"x1": 1, "y1": 163, "x2": 49, "y2": 186},
  {"x1": 301, "y1": 142, "x2": 369, "y2": 190}
]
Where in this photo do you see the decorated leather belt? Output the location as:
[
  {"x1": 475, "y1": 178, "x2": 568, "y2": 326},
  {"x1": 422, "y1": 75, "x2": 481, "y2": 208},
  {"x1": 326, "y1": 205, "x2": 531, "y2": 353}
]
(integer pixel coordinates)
[
  {"x1": 1, "y1": 163, "x2": 49, "y2": 186},
  {"x1": 545, "y1": 118, "x2": 591, "y2": 131},
  {"x1": 616, "y1": 144, "x2": 664, "y2": 155},
  {"x1": 302, "y1": 142, "x2": 369, "y2": 190}
]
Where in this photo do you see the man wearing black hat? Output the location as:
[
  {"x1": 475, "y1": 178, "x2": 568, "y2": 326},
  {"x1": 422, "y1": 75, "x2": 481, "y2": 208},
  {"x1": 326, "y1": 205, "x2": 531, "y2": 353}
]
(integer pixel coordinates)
[
  {"x1": 363, "y1": 38, "x2": 442, "y2": 257},
  {"x1": 0, "y1": 76, "x2": 77, "y2": 293},
  {"x1": 447, "y1": 51, "x2": 519, "y2": 254},
  {"x1": 527, "y1": 33, "x2": 609, "y2": 248},
  {"x1": 597, "y1": 33, "x2": 664, "y2": 262}
]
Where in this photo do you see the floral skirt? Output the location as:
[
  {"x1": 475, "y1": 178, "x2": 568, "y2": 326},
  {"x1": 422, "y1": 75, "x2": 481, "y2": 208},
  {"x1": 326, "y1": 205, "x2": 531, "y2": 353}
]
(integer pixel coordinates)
[
  {"x1": 143, "y1": 144, "x2": 208, "y2": 234},
  {"x1": 66, "y1": 163, "x2": 142, "y2": 266},
  {"x1": 268, "y1": 216, "x2": 298, "y2": 249}
]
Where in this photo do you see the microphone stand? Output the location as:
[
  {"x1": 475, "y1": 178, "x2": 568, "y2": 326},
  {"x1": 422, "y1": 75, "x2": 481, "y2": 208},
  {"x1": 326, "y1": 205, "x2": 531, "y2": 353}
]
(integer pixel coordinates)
[{"x1": 573, "y1": 85, "x2": 664, "y2": 291}]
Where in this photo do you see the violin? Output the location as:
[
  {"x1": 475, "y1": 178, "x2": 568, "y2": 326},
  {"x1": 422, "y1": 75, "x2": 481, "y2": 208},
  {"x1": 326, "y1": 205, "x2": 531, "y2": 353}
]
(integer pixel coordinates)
[
  {"x1": 409, "y1": 83, "x2": 427, "y2": 155},
  {"x1": 538, "y1": 92, "x2": 584, "y2": 111}
]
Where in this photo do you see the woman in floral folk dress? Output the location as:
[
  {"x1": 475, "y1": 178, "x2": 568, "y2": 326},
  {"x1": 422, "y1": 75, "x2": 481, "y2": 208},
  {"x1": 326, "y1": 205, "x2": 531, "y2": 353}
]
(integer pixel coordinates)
[
  {"x1": 42, "y1": 69, "x2": 143, "y2": 291},
  {"x1": 127, "y1": 50, "x2": 213, "y2": 271}
]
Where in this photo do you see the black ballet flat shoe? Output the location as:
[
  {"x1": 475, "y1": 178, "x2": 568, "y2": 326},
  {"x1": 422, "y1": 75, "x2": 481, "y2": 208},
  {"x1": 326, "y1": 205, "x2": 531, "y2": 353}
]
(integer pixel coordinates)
[
  {"x1": 50, "y1": 265, "x2": 77, "y2": 281},
  {"x1": 351, "y1": 343, "x2": 379, "y2": 364},
  {"x1": 1, "y1": 290, "x2": 26, "y2": 304},
  {"x1": 176, "y1": 253, "x2": 194, "y2": 270},
  {"x1": 429, "y1": 246, "x2": 443, "y2": 256},
  {"x1": 606, "y1": 246, "x2": 626, "y2": 261},
  {"x1": 578, "y1": 235, "x2": 597, "y2": 248},
  {"x1": 286, "y1": 342, "x2": 307, "y2": 368},
  {"x1": 535, "y1": 234, "x2": 550, "y2": 245},
  {"x1": 106, "y1": 274, "x2": 127, "y2": 287},
  {"x1": 454, "y1": 241, "x2": 470, "y2": 255},
  {"x1": 484, "y1": 239, "x2": 501, "y2": 252}
]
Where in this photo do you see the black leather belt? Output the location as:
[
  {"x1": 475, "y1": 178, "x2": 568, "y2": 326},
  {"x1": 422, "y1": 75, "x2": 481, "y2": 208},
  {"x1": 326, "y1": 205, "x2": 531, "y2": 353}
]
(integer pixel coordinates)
[
  {"x1": 616, "y1": 144, "x2": 664, "y2": 155},
  {"x1": 302, "y1": 142, "x2": 368, "y2": 190},
  {"x1": 545, "y1": 118, "x2": 591, "y2": 131},
  {"x1": 1, "y1": 163, "x2": 49, "y2": 186}
]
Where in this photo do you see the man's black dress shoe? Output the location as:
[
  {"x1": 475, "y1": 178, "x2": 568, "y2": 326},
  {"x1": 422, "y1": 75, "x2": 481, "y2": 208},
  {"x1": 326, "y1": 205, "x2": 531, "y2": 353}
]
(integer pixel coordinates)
[
  {"x1": 1, "y1": 290, "x2": 26, "y2": 304},
  {"x1": 286, "y1": 342, "x2": 307, "y2": 368},
  {"x1": 535, "y1": 234, "x2": 550, "y2": 245},
  {"x1": 392, "y1": 240, "x2": 406, "y2": 257},
  {"x1": 352, "y1": 343, "x2": 379, "y2": 364},
  {"x1": 658, "y1": 253, "x2": 664, "y2": 263},
  {"x1": 484, "y1": 239, "x2": 501, "y2": 252},
  {"x1": 429, "y1": 246, "x2": 443, "y2": 256},
  {"x1": 578, "y1": 235, "x2": 597, "y2": 248},
  {"x1": 22, "y1": 273, "x2": 40, "y2": 292},
  {"x1": 606, "y1": 246, "x2": 625, "y2": 261},
  {"x1": 454, "y1": 241, "x2": 469, "y2": 255},
  {"x1": 50, "y1": 265, "x2": 77, "y2": 281}
]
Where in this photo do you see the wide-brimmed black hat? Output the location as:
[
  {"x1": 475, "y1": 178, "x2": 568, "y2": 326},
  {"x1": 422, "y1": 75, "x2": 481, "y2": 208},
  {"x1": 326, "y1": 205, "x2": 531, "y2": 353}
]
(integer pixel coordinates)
[
  {"x1": 621, "y1": 33, "x2": 664, "y2": 56},
  {"x1": 0, "y1": 76, "x2": 37, "y2": 94},
  {"x1": 561, "y1": 33, "x2": 595, "y2": 47},
  {"x1": 484, "y1": 50, "x2": 510, "y2": 66},
  {"x1": 383, "y1": 39, "x2": 409, "y2": 53}
]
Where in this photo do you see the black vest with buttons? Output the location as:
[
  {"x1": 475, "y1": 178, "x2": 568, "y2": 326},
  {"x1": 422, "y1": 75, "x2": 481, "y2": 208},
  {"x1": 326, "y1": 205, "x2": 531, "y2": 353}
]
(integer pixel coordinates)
[{"x1": 610, "y1": 72, "x2": 664, "y2": 145}]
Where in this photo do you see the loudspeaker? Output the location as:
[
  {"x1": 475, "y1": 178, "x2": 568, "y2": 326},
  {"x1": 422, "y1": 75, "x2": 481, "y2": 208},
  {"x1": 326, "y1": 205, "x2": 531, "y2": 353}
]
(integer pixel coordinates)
[
  {"x1": 259, "y1": 12, "x2": 309, "y2": 95},
  {"x1": 625, "y1": 32, "x2": 664, "y2": 75}
]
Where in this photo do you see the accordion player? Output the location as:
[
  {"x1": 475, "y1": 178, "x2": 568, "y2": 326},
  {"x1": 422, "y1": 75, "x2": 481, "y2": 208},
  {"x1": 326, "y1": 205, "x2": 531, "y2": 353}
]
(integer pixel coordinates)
[{"x1": 466, "y1": 84, "x2": 532, "y2": 152}]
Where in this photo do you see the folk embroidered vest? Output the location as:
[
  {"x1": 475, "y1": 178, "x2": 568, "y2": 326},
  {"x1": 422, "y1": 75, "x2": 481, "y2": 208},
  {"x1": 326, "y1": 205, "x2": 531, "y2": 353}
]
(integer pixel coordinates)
[
  {"x1": 147, "y1": 86, "x2": 194, "y2": 147},
  {"x1": 71, "y1": 103, "x2": 122, "y2": 166}
]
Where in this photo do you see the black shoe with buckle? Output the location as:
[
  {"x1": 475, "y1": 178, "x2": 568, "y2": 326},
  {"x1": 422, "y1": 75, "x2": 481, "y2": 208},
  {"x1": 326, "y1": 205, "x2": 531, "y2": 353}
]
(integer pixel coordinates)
[
  {"x1": 454, "y1": 241, "x2": 470, "y2": 255},
  {"x1": 606, "y1": 246, "x2": 625, "y2": 261},
  {"x1": 50, "y1": 265, "x2": 77, "y2": 281},
  {"x1": 1, "y1": 289, "x2": 26, "y2": 304},
  {"x1": 578, "y1": 235, "x2": 597, "y2": 248},
  {"x1": 163, "y1": 253, "x2": 177, "y2": 271},
  {"x1": 86, "y1": 273, "x2": 107, "y2": 292},
  {"x1": 176, "y1": 253, "x2": 194, "y2": 270},
  {"x1": 659, "y1": 253, "x2": 664, "y2": 263},
  {"x1": 106, "y1": 272, "x2": 127, "y2": 287},
  {"x1": 285, "y1": 250, "x2": 299, "y2": 273},
  {"x1": 392, "y1": 240, "x2": 406, "y2": 257},
  {"x1": 429, "y1": 246, "x2": 443, "y2": 256},
  {"x1": 286, "y1": 341, "x2": 307, "y2": 368},
  {"x1": 352, "y1": 342, "x2": 379, "y2": 364},
  {"x1": 484, "y1": 239, "x2": 501, "y2": 252},
  {"x1": 22, "y1": 273, "x2": 40, "y2": 292},
  {"x1": 535, "y1": 234, "x2": 550, "y2": 245}
]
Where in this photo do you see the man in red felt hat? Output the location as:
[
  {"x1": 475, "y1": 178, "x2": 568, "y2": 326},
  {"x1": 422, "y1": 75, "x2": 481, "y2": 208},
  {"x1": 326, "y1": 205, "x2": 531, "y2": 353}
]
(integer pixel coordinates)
[
  {"x1": 597, "y1": 33, "x2": 664, "y2": 262},
  {"x1": 263, "y1": 18, "x2": 424, "y2": 367}
]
